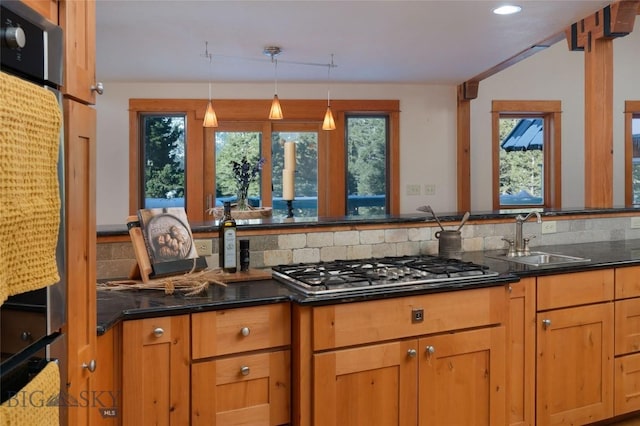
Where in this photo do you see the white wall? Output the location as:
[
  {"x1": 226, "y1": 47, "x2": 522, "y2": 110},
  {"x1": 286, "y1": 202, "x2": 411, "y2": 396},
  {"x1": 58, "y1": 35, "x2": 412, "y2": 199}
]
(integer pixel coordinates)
[{"x1": 95, "y1": 21, "x2": 639, "y2": 225}]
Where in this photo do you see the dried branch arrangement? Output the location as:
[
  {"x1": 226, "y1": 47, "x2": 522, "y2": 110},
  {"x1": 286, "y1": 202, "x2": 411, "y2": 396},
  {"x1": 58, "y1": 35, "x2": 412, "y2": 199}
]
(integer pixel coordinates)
[{"x1": 99, "y1": 268, "x2": 228, "y2": 296}]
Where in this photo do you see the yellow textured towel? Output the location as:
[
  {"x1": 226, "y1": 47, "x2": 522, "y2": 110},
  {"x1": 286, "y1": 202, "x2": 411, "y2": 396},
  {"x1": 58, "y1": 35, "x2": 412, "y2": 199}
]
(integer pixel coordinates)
[
  {"x1": 0, "y1": 71, "x2": 62, "y2": 304},
  {"x1": 0, "y1": 361, "x2": 60, "y2": 426}
]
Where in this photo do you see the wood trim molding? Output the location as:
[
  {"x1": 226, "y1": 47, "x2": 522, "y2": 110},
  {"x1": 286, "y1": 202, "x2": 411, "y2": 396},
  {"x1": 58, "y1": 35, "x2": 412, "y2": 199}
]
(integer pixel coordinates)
[
  {"x1": 456, "y1": 87, "x2": 472, "y2": 212},
  {"x1": 624, "y1": 101, "x2": 640, "y2": 205},
  {"x1": 491, "y1": 100, "x2": 562, "y2": 210}
]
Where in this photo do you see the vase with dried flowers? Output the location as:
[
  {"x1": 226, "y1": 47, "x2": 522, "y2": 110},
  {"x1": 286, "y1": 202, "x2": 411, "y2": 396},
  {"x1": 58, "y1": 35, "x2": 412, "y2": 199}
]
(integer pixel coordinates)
[{"x1": 231, "y1": 156, "x2": 265, "y2": 210}]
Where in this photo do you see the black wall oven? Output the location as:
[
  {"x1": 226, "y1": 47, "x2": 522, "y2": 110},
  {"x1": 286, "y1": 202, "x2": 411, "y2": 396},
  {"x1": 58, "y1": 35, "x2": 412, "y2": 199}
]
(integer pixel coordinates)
[{"x1": 0, "y1": 0, "x2": 66, "y2": 404}]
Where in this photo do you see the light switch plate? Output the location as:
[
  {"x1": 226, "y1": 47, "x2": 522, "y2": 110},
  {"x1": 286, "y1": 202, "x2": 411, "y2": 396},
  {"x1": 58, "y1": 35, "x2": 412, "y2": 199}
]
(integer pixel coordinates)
[
  {"x1": 195, "y1": 239, "x2": 213, "y2": 256},
  {"x1": 406, "y1": 184, "x2": 421, "y2": 196},
  {"x1": 424, "y1": 184, "x2": 436, "y2": 196},
  {"x1": 632, "y1": 217, "x2": 640, "y2": 229},
  {"x1": 541, "y1": 221, "x2": 557, "y2": 234}
]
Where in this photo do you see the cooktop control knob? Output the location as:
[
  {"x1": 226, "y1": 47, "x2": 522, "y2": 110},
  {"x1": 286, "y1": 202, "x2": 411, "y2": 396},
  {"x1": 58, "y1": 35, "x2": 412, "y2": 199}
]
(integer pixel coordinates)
[{"x1": 2, "y1": 26, "x2": 26, "y2": 49}]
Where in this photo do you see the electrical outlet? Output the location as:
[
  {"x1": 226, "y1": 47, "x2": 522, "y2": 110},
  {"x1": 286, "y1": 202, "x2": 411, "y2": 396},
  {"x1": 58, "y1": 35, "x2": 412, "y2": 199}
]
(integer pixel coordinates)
[
  {"x1": 195, "y1": 239, "x2": 213, "y2": 256},
  {"x1": 541, "y1": 221, "x2": 557, "y2": 234},
  {"x1": 406, "y1": 184, "x2": 421, "y2": 196},
  {"x1": 424, "y1": 184, "x2": 436, "y2": 196},
  {"x1": 632, "y1": 217, "x2": 640, "y2": 229}
]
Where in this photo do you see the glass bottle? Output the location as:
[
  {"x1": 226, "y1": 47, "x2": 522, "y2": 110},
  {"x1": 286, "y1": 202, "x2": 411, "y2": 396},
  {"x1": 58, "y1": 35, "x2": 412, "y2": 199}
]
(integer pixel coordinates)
[{"x1": 219, "y1": 201, "x2": 237, "y2": 272}]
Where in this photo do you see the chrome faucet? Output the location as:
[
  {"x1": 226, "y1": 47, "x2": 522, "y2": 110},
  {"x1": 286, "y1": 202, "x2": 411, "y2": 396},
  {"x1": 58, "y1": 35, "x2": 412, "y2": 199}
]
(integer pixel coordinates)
[{"x1": 513, "y1": 211, "x2": 542, "y2": 256}]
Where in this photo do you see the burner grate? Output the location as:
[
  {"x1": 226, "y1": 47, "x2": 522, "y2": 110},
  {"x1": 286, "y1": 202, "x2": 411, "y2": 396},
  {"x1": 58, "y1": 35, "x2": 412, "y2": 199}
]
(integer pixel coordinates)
[{"x1": 271, "y1": 255, "x2": 500, "y2": 295}]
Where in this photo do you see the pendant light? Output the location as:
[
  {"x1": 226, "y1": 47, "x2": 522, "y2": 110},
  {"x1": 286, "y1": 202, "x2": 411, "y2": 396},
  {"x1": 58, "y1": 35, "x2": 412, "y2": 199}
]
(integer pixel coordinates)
[
  {"x1": 322, "y1": 54, "x2": 336, "y2": 131},
  {"x1": 265, "y1": 46, "x2": 284, "y2": 120},
  {"x1": 203, "y1": 41, "x2": 218, "y2": 128}
]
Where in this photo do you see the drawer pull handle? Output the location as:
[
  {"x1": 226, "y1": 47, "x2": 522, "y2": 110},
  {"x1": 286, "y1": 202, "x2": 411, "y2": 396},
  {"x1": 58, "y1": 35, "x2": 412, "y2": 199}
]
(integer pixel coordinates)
[
  {"x1": 407, "y1": 349, "x2": 417, "y2": 358},
  {"x1": 240, "y1": 366, "x2": 250, "y2": 376},
  {"x1": 542, "y1": 319, "x2": 552, "y2": 329},
  {"x1": 153, "y1": 327, "x2": 165, "y2": 337},
  {"x1": 82, "y1": 359, "x2": 97, "y2": 373},
  {"x1": 425, "y1": 345, "x2": 435, "y2": 355},
  {"x1": 240, "y1": 327, "x2": 250, "y2": 337}
]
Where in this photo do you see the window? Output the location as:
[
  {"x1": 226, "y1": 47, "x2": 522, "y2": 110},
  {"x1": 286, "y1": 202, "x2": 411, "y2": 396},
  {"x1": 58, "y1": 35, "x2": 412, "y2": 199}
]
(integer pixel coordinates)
[
  {"x1": 492, "y1": 101, "x2": 562, "y2": 210},
  {"x1": 625, "y1": 101, "x2": 640, "y2": 205},
  {"x1": 346, "y1": 116, "x2": 388, "y2": 215},
  {"x1": 139, "y1": 113, "x2": 186, "y2": 209},
  {"x1": 129, "y1": 99, "x2": 400, "y2": 221}
]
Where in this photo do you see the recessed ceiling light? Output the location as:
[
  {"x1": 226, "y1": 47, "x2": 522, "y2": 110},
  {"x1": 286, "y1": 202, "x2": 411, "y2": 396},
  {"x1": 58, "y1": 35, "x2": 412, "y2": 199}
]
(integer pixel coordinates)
[{"x1": 493, "y1": 5, "x2": 522, "y2": 15}]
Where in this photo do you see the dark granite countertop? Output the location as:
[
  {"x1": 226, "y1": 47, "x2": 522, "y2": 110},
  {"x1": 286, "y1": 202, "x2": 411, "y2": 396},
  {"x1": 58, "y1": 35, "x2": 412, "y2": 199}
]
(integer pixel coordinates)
[{"x1": 97, "y1": 238, "x2": 640, "y2": 336}]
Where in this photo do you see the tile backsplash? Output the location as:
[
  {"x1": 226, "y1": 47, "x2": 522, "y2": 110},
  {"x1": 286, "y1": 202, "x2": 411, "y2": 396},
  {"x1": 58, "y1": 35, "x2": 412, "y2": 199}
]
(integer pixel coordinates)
[{"x1": 97, "y1": 216, "x2": 640, "y2": 280}]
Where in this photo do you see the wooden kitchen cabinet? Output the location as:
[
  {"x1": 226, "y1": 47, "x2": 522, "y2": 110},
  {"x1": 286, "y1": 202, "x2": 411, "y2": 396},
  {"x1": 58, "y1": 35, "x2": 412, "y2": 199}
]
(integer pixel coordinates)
[
  {"x1": 191, "y1": 303, "x2": 291, "y2": 425},
  {"x1": 64, "y1": 98, "x2": 97, "y2": 426},
  {"x1": 614, "y1": 266, "x2": 640, "y2": 415},
  {"x1": 314, "y1": 339, "x2": 418, "y2": 425},
  {"x1": 536, "y1": 270, "x2": 614, "y2": 426},
  {"x1": 296, "y1": 285, "x2": 509, "y2": 426},
  {"x1": 419, "y1": 326, "x2": 506, "y2": 425},
  {"x1": 121, "y1": 314, "x2": 190, "y2": 425},
  {"x1": 90, "y1": 325, "x2": 121, "y2": 426},
  {"x1": 508, "y1": 278, "x2": 536, "y2": 426},
  {"x1": 59, "y1": 0, "x2": 97, "y2": 104}
]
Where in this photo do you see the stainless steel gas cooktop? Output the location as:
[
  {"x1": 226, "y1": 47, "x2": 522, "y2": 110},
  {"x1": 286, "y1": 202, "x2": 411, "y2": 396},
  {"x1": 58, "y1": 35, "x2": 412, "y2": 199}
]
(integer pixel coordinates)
[{"x1": 271, "y1": 255, "x2": 500, "y2": 296}]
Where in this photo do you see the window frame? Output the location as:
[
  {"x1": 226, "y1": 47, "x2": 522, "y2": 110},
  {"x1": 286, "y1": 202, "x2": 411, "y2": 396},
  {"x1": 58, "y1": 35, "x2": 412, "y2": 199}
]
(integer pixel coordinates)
[
  {"x1": 129, "y1": 99, "x2": 400, "y2": 221},
  {"x1": 491, "y1": 100, "x2": 562, "y2": 210},
  {"x1": 624, "y1": 101, "x2": 640, "y2": 206}
]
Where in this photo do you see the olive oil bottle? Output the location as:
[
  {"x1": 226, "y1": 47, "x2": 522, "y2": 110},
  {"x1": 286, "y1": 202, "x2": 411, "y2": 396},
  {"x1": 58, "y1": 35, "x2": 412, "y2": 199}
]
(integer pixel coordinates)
[{"x1": 219, "y1": 201, "x2": 237, "y2": 272}]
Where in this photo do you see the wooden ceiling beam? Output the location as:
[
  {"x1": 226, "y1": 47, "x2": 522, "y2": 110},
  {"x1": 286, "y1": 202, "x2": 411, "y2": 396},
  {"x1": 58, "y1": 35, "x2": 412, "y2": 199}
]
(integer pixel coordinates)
[{"x1": 566, "y1": 1, "x2": 639, "y2": 51}]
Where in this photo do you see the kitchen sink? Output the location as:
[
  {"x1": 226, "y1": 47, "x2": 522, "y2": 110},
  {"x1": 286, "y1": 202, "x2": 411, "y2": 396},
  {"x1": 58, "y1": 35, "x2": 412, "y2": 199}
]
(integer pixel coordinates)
[{"x1": 486, "y1": 251, "x2": 590, "y2": 267}]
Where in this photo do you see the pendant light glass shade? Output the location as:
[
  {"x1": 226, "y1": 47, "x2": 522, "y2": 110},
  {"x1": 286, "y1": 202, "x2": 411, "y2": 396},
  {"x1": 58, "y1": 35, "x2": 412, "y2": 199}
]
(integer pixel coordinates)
[
  {"x1": 268, "y1": 57, "x2": 283, "y2": 120},
  {"x1": 269, "y1": 94, "x2": 283, "y2": 120},
  {"x1": 322, "y1": 54, "x2": 336, "y2": 130},
  {"x1": 202, "y1": 42, "x2": 218, "y2": 128},
  {"x1": 203, "y1": 100, "x2": 218, "y2": 127},
  {"x1": 322, "y1": 106, "x2": 336, "y2": 130}
]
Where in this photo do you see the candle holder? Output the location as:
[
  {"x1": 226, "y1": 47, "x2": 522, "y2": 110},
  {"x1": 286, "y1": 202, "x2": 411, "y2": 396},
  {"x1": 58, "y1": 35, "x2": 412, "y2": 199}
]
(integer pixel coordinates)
[{"x1": 286, "y1": 200, "x2": 294, "y2": 218}]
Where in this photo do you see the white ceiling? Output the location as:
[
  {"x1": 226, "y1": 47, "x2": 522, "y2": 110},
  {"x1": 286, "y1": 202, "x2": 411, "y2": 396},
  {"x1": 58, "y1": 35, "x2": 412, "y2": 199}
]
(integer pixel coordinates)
[{"x1": 95, "y1": 0, "x2": 612, "y2": 85}]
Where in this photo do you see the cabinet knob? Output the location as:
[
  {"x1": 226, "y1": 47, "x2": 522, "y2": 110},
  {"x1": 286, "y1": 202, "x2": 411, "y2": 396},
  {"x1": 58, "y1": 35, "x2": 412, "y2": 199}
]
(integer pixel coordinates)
[
  {"x1": 240, "y1": 327, "x2": 250, "y2": 337},
  {"x1": 425, "y1": 345, "x2": 436, "y2": 355},
  {"x1": 20, "y1": 331, "x2": 32, "y2": 342},
  {"x1": 542, "y1": 319, "x2": 552, "y2": 329},
  {"x1": 153, "y1": 327, "x2": 165, "y2": 337},
  {"x1": 407, "y1": 348, "x2": 417, "y2": 358},
  {"x1": 82, "y1": 359, "x2": 97, "y2": 373},
  {"x1": 240, "y1": 366, "x2": 250, "y2": 376},
  {"x1": 91, "y1": 82, "x2": 104, "y2": 95}
]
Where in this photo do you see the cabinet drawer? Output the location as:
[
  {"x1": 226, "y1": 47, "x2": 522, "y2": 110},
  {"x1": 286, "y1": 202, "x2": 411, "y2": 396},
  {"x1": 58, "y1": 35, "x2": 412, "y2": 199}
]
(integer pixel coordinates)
[
  {"x1": 191, "y1": 350, "x2": 290, "y2": 426},
  {"x1": 312, "y1": 285, "x2": 508, "y2": 351},
  {"x1": 615, "y1": 298, "x2": 640, "y2": 356},
  {"x1": 615, "y1": 352, "x2": 640, "y2": 416},
  {"x1": 192, "y1": 303, "x2": 291, "y2": 359},
  {"x1": 537, "y1": 269, "x2": 614, "y2": 311},
  {"x1": 615, "y1": 266, "x2": 640, "y2": 300}
]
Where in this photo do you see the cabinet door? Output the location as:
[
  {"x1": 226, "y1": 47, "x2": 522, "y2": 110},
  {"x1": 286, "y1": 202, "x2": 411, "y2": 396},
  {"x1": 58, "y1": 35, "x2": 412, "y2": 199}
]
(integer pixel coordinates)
[
  {"x1": 59, "y1": 0, "x2": 97, "y2": 104},
  {"x1": 536, "y1": 303, "x2": 614, "y2": 425},
  {"x1": 313, "y1": 339, "x2": 418, "y2": 425},
  {"x1": 419, "y1": 326, "x2": 507, "y2": 426},
  {"x1": 64, "y1": 99, "x2": 97, "y2": 426},
  {"x1": 192, "y1": 350, "x2": 290, "y2": 426},
  {"x1": 509, "y1": 278, "x2": 536, "y2": 426},
  {"x1": 122, "y1": 315, "x2": 190, "y2": 425}
]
